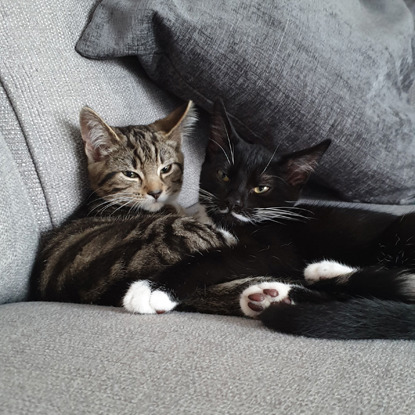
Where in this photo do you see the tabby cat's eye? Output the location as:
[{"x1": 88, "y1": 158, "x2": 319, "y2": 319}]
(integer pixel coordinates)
[
  {"x1": 253, "y1": 185, "x2": 270, "y2": 194},
  {"x1": 123, "y1": 171, "x2": 139, "y2": 179},
  {"x1": 217, "y1": 170, "x2": 230, "y2": 182},
  {"x1": 160, "y1": 165, "x2": 172, "y2": 174}
]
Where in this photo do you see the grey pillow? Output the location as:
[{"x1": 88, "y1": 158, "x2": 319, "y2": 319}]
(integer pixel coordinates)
[{"x1": 76, "y1": 0, "x2": 415, "y2": 204}]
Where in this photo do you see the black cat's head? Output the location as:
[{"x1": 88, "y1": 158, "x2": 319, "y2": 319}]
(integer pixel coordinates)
[{"x1": 200, "y1": 100, "x2": 330, "y2": 228}]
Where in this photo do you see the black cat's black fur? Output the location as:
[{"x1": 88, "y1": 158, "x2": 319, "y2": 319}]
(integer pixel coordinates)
[
  {"x1": 260, "y1": 299, "x2": 415, "y2": 340},
  {"x1": 154, "y1": 100, "x2": 415, "y2": 340}
]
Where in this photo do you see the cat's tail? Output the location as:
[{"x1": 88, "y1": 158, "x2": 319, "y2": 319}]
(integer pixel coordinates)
[{"x1": 259, "y1": 298, "x2": 415, "y2": 340}]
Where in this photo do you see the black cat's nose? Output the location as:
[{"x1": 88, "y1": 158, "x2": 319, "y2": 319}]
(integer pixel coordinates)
[
  {"x1": 226, "y1": 192, "x2": 243, "y2": 212},
  {"x1": 148, "y1": 190, "x2": 162, "y2": 200}
]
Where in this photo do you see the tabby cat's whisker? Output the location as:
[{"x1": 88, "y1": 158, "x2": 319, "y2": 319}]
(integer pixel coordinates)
[
  {"x1": 90, "y1": 196, "x2": 135, "y2": 216},
  {"x1": 111, "y1": 200, "x2": 135, "y2": 216}
]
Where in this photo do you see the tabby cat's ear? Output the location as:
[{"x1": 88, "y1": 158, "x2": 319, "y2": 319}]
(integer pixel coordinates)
[
  {"x1": 281, "y1": 140, "x2": 331, "y2": 187},
  {"x1": 80, "y1": 107, "x2": 120, "y2": 163},
  {"x1": 208, "y1": 98, "x2": 235, "y2": 156},
  {"x1": 150, "y1": 101, "x2": 197, "y2": 146}
]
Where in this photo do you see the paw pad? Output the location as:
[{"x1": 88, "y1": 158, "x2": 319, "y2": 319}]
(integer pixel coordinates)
[{"x1": 240, "y1": 282, "x2": 293, "y2": 318}]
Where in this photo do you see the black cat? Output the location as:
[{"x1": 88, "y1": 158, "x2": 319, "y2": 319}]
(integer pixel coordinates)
[{"x1": 153, "y1": 100, "x2": 415, "y2": 340}]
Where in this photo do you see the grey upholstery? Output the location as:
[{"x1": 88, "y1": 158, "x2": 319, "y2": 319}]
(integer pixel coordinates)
[
  {"x1": 0, "y1": 0, "x2": 414, "y2": 413},
  {"x1": 2, "y1": 302, "x2": 415, "y2": 415}
]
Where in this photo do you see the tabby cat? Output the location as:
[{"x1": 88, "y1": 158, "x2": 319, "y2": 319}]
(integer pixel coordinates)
[
  {"x1": 152, "y1": 100, "x2": 415, "y2": 340},
  {"x1": 31, "y1": 101, "x2": 235, "y2": 314}
]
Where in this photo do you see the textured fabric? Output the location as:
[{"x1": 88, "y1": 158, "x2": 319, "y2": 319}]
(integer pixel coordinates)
[
  {"x1": 77, "y1": 0, "x2": 415, "y2": 204},
  {"x1": 0, "y1": 86, "x2": 52, "y2": 231},
  {"x1": 0, "y1": 0, "x2": 203, "y2": 234},
  {"x1": 1, "y1": 302, "x2": 414, "y2": 415},
  {"x1": 0, "y1": 131, "x2": 39, "y2": 304}
]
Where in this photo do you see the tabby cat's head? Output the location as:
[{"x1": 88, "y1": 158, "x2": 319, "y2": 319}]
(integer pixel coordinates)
[
  {"x1": 200, "y1": 100, "x2": 330, "y2": 227},
  {"x1": 80, "y1": 101, "x2": 196, "y2": 213}
]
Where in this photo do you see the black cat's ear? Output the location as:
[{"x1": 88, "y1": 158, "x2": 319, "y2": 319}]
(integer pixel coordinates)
[
  {"x1": 80, "y1": 107, "x2": 121, "y2": 163},
  {"x1": 208, "y1": 98, "x2": 235, "y2": 157},
  {"x1": 281, "y1": 140, "x2": 331, "y2": 187},
  {"x1": 150, "y1": 101, "x2": 197, "y2": 147}
]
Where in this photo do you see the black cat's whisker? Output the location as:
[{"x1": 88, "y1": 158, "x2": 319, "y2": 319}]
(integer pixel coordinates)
[
  {"x1": 209, "y1": 138, "x2": 232, "y2": 166},
  {"x1": 204, "y1": 205, "x2": 219, "y2": 214},
  {"x1": 198, "y1": 194, "x2": 219, "y2": 209},
  {"x1": 221, "y1": 119, "x2": 235, "y2": 165},
  {"x1": 256, "y1": 210, "x2": 307, "y2": 220},
  {"x1": 260, "y1": 144, "x2": 280, "y2": 176},
  {"x1": 200, "y1": 202, "x2": 217, "y2": 211},
  {"x1": 252, "y1": 207, "x2": 308, "y2": 223},
  {"x1": 258, "y1": 206, "x2": 309, "y2": 214},
  {"x1": 199, "y1": 190, "x2": 219, "y2": 205},
  {"x1": 231, "y1": 211, "x2": 256, "y2": 224},
  {"x1": 260, "y1": 206, "x2": 312, "y2": 216},
  {"x1": 199, "y1": 188, "x2": 216, "y2": 195}
]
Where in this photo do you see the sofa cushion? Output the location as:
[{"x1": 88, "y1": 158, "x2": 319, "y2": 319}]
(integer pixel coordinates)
[
  {"x1": 1, "y1": 302, "x2": 415, "y2": 414},
  {"x1": 76, "y1": 0, "x2": 415, "y2": 204}
]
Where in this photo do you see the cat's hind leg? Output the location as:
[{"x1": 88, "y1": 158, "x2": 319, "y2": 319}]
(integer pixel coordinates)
[
  {"x1": 123, "y1": 280, "x2": 178, "y2": 314},
  {"x1": 306, "y1": 266, "x2": 415, "y2": 303},
  {"x1": 240, "y1": 281, "x2": 334, "y2": 318},
  {"x1": 304, "y1": 260, "x2": 358, "y2": 283},
  {"x1": 240, "y1": 282, "x2": 295, "y2": 318},
  {"x1": 180, "y1": 277, "x2": 335, "y2": 318}
]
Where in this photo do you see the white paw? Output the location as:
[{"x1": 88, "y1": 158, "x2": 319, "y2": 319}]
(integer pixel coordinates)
[
  {"x1": 304, "y1": 260, "x2": 357, "y2": 282},
  {"x1": 123, "y1": 280, "x2": 178, "y2": 314},
  {"x1": 240, "y1": 282, "x2": 294, "y2": 318},
  {"x1": 217, "y1": 227, "x2": 238, "y2": 247}
]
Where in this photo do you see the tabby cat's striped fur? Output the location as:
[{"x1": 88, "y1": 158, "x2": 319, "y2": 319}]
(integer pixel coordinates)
[{"x1": 32, "y1": 102, "x2": 235, "y2": 313}]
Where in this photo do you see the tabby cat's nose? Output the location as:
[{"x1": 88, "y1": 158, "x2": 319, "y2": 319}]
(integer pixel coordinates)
[{"x1": 148, "y1": 190, "x2": 162, "y2": 200}]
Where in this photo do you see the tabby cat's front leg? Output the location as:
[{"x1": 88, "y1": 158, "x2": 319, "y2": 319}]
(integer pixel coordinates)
[{"x1": 123, "y1": 280, "x2": 178, "y2": 314}]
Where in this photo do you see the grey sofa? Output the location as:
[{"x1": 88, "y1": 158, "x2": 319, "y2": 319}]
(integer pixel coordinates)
[{"x1": 1, "y1": 1, "x2": 414, "y2": 414}]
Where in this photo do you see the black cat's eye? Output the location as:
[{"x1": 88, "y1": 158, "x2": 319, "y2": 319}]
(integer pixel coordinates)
[
  {"x1": 217, "y1": 169, "x2": 230, "y2": 182},
  {"x1": 160, "y1": 165, "x2": 172, "y2": 174},
  {"x1": 122, "y1": 171, "x2": 139, "y2": 179},
  {"x1": 253, "y1": 185, "x2": 270, "y2": 194}
]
